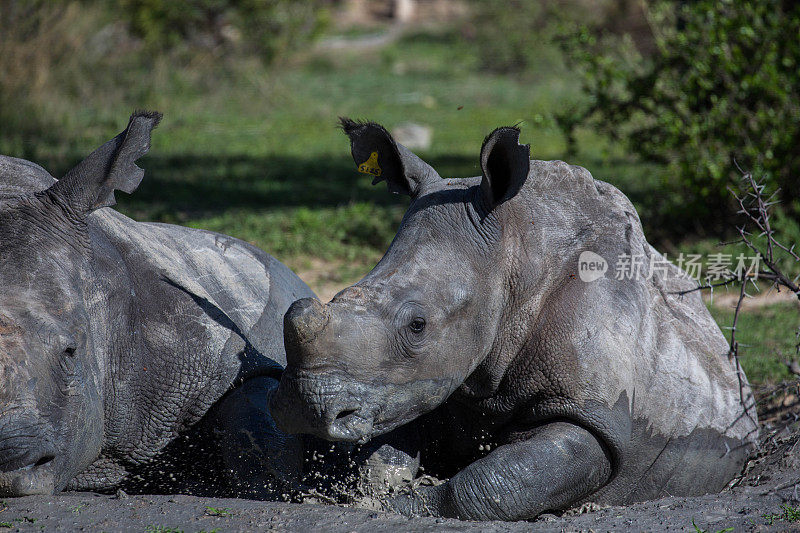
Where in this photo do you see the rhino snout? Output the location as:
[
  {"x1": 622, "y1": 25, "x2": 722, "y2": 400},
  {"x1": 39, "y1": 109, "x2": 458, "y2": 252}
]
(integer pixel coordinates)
[
  {"x1": 270, "y1": 370, "x2": 375, "y2": 443},
  {"x1": 0, "y1": 416, "x2": 57, "y2": 496}
]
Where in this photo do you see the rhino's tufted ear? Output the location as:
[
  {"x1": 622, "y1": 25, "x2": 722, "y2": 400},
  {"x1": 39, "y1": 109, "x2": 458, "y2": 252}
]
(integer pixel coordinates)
[
  {"x1": 48, "y1": 110, "x2": 161, "y2": 215},
  {"x1": 339, "y1": 117, "x2": 439, "y2": 198},
  {"x1": 479, "y1": 126, "x2": 530, "y2": 209}
]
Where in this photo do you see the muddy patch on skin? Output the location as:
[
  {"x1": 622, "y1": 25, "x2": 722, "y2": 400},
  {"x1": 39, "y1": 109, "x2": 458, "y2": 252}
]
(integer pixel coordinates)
[{"x1": 0, "y1": 313, "x2": 22, "y2": 336}]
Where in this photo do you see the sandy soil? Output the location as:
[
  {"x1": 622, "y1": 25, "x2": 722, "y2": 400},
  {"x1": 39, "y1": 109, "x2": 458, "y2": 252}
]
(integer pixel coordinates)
[
  {"x1": 294, "y1": 257, "x2": 359, "y2": 303},
  {"x1": 705, "y1": 286, "x2": 800, "y2": 311}
]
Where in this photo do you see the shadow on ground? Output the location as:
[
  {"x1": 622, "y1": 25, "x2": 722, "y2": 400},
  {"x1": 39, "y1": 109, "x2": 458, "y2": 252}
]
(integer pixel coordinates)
[
  {"x1": 42, "y1": 153, "x2": 480, "y2": 218},
  {"x1": 40, "y1": 151, "x2": 695, "y2": 244}
]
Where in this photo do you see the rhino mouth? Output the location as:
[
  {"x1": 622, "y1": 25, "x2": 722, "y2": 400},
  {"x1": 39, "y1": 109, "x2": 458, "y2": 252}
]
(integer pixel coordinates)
[
  {"x1": 271, "y1": 369, "x2": 383, "y2": 443},
  {"x1": 272, "y1": 368, "x2": 453, "y2": 445},
  {"x1": 326, "y1": 408, "x2": 377, "y2": 444},
  {"x1": 0, "y1": 454, "x2": 56, "y2": 496}
]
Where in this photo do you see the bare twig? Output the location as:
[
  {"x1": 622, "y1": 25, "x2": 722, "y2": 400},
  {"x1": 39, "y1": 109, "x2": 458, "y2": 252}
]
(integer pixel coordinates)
[
  {"x1": 676, "y1": 168, "x2": 800, "y2": 430},
  {"x1": 674, "y1": 273, "x2": 740, "y2": 296}
]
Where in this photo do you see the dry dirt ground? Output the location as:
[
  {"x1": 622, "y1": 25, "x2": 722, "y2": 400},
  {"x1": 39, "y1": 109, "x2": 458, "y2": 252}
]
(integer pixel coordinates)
[
  {"x1": 1, "y1": 404, "x2": 798, "y2": 533},
  {"x1": 704, "y1": 287, "x2": 800, "y2": 312}
]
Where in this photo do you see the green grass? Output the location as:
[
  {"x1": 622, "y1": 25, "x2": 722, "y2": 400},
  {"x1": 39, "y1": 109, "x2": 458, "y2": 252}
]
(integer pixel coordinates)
[
  {"x1": 189, "y1": 202, "x2": 404, "y2": 262},
  {"x1": 691, "y1": 518, "x2": 733, "y2": 533},
  {"x1": 763, "y1": 504, "x2": 800, "y2": 525},
  {"x1": 0, "y1": 517, "x2": 38, "y2": 527},
  {"x1": 203, "y1": 506, "x2": 232, "y2": 517},
  {"x1": 709, "y1": 302, "x2": 799, "y2": 384}
]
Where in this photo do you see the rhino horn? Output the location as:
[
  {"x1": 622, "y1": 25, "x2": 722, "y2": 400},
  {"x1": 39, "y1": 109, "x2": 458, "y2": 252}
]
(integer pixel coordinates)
[{"x1": 283, "y1": 298, "x2": 329, "y2": 364}]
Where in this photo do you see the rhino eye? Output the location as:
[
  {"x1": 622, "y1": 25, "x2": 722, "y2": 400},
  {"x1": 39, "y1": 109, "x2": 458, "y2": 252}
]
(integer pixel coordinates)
[
  {"x1": 409, "y1": 318, "x2": 426, "y2": 334},
  {"x1": 63, "y1": 346, "x2": 76, "y2": 358}
]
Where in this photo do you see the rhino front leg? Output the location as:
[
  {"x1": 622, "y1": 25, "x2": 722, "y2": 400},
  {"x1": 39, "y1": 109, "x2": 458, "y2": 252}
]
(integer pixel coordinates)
[
  {"x1": 387, "y1": 422, "x2": 611, "y2": 521},
  {"x1": 208, "y1": 375, "x2": 304, "y2": 498}
]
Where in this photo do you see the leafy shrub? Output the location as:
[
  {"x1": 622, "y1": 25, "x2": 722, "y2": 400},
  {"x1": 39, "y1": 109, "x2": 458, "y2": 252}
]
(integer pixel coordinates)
[
  {"x1": 121, "y1": 0, "x2": 330, "y2": 64},
  {"x1": 465, "y1": 0, "x2": 649, "y2": 75},
  {"x1": 560, "y1": 0, "x2": 800, "y2": 225}
]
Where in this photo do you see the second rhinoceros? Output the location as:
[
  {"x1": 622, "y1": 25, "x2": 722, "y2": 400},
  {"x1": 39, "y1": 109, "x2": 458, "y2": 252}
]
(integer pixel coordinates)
[
  {"x1": 270, "y1": 119, "x2": 759, "y2": 521},
  {"x1": 0, "y1": 112, "x2": 313, "y2": 497}
]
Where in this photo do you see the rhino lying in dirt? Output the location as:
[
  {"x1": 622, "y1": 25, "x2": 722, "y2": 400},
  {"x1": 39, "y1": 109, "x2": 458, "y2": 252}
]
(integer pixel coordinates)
[
  {"x1": 270, "y1": 119, "x2": 760, "y2": 521},
  {"x1": 0, "y1": 112, "x2": 313, "y2": 497}
]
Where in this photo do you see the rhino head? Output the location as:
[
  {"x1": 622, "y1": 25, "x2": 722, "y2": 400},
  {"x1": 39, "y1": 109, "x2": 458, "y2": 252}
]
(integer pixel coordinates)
[
  {"x1": 271, "y1": 119, "x2": 532, "y2": 443},
  {"x1": 0, "y1": 112, "x2": 160, "y2": 495}
]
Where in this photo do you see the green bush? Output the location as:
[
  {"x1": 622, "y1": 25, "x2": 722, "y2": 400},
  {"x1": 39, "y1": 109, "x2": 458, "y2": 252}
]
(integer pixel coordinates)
[
  {"x1": 121, "y1": 0, "x2": 330, "y2": 64},
  {"x1": 560, "y1": 0, "x2": 800, "y2": 225}
]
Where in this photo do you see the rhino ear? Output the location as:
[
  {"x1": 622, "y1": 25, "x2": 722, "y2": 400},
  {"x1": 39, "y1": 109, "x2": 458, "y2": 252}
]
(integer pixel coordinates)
[
  {"x1": 339, "y1": 117, "x2": 439, "y2": 197},
  {"x1": 48, "y1": 111, "x2": 161, "y2": 214},
  {"x1": 479, "y1": 126, "x2": 530, "y2": 208}
]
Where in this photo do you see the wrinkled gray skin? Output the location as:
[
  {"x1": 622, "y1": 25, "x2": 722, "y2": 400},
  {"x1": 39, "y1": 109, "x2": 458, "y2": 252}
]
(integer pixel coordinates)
[
  {"x1": 0, "y1": 112, "x2": 314, "y2": 497},
  {"x1": 271, "y1": 119, "x2": 759, "y2": 521}
]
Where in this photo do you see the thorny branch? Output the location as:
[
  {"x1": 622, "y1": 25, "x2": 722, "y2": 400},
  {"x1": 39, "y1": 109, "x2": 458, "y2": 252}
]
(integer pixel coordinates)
[{"x1": 676, "y1": 168, "x2": 800, "y2": 430}]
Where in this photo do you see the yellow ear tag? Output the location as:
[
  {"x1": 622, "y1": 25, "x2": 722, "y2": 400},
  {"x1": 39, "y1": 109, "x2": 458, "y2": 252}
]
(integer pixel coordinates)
[{"x1": 358, "y1": 151, "x2": 382, "y2": 177}]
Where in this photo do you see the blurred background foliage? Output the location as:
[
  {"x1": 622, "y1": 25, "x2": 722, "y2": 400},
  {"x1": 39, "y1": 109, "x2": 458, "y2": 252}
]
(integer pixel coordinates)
[
  {"x1": 1, "y1": 0, "x2": 798, "y2": 383},
  {"x1": 122, "y1": 0, "x2": 330, "y2": 63},
  {"x1": 558, "y1": 0, "x2": 800, "y2": 232}
]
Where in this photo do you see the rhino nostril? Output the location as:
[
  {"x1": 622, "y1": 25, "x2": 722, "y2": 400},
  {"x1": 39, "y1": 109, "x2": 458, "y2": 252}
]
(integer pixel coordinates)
[
  {"x1": 33, "y1": 455, "x2": 54, "y2": 467},
  {"x1": 335, "y1": 408, "x2": 358, "y2": 420},
  {"x1": 0, "y1": 451, "x2": 55, "y2": 473}
]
